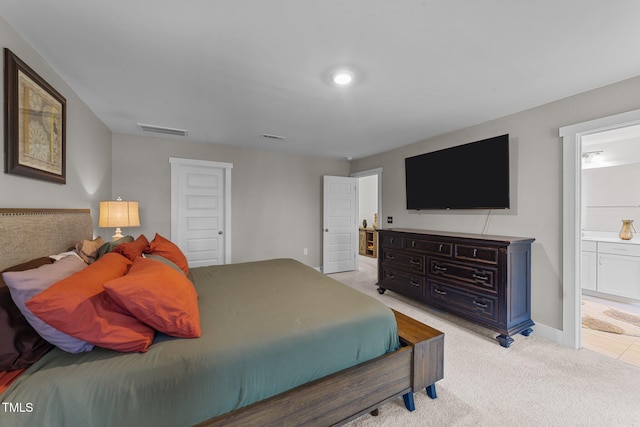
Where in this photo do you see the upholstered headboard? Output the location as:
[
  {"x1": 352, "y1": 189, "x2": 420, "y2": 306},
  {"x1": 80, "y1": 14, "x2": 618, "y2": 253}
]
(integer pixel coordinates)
[{"x1": 0, "y1": 209, "x2": 93, "y2": 270}]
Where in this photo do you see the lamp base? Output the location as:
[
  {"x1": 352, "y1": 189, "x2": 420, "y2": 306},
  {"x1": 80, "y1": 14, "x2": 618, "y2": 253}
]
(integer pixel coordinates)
[{"x1": 112, "y1": 228, "x2": 124, "y2": 240}]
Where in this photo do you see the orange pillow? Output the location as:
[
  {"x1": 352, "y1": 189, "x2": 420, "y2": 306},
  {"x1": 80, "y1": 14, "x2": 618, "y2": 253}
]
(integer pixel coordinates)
[
  {"x1": 104, "y1": 257, "x2": 201, "y2": 338},
  {"x1": 147, "y1": 233, "x2": 189, "y2": 275},
  {"x1": 113, "y1": 234, "x2": 149, "y2": 261},
  {"x1": 26, "y1": 253, "x2": 155, "y2": 352}
]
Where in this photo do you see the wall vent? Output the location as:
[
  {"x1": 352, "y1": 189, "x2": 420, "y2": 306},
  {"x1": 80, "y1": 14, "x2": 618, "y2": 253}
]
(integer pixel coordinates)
[
  {"x1": 261, "y1": 133, "x2": 286, "y2": 141},
  {"x1": 138, "y1": 123, "x2": 188, "y2": 137}
]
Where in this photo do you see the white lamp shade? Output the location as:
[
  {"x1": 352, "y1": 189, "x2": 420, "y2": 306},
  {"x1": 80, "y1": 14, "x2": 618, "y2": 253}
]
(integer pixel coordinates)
[{"x1": 99, "y1": 200, "x2": 140, "y2": 228}]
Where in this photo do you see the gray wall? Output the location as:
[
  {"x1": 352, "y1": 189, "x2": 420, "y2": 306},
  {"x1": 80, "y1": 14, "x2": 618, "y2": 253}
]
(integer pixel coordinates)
[
  {"x1": 112, "y1": 134, "x2": 350, "y2": 268},
  {"x1": 583, "y1": 163, "x2": 640, "y2": 232},
  {"x1": 351, "y1": 75, "x2": 640, "y2": 332},
  {"x1": 0, "y1": 16, "x2": 112, "y2": 230}
]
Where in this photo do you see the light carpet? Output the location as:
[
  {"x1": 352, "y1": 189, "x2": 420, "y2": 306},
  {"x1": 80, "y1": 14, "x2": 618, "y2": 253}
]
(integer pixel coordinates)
[{"x1": 329, "y1": 257, "x2": 640, "y2": 427}]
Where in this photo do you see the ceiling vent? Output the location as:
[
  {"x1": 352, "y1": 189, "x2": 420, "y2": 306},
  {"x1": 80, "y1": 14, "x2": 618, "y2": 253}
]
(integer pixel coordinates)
[
  {"x1": 261, "y1": 133, "x2": 286, "y2": 141},
  {"x1": 138, "y1": 123, "x2": 188, "y2": 137}
]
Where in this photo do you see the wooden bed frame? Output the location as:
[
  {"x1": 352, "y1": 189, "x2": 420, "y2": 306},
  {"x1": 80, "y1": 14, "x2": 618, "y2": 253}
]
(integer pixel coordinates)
[{"x1": 0, "y1": 208, "x2": 444, "y2": 426}]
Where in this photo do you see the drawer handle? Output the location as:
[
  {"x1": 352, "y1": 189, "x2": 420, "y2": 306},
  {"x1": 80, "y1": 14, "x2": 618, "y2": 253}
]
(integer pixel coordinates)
[
  {"x1": 386, "y1": 272, "x2": 395, "y2": 280},
  {"x1": 473, "y1": 300, "x2": 488, "y2": 308},
  {"x1": 410, "y1": 279, "x2": 420, "y2": 287},
  {"x1": 473, "y1": 248, "x2": 478, "y2": 257},
  {"x1": 433, "y1": 265, "x2": 447, "y2": 272},
  {"x1": 410, "y1": 259, "x2": 421, "y2": 266},
  {"x1": 411, "y1": 240, "x2": 416, "y2": 248},
  {"x1": 438, "y1": 244, "x2": 443, "y2": 252},
  {"x1": 473, "y1": 273, "x2": 489, "y2": 281},
  {"x1": 434, "y1": 288, "x2": 447, "y2": 296},
  {"x1": 386, "y1": 254, "x2": 395, "y2": 261}
]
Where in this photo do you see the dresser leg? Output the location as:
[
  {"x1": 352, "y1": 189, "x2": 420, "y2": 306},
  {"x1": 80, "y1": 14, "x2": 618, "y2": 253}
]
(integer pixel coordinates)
[
  {"x1": 520, "y1": 327, "x2": 533, "y2": 337},
  {"x1": 402, "y1": 393, "x2": 415, "y2": 411},
  {"x1": 377, "y1": 287, "x2": 386, "y2": 294},
  {"x1": 496, "y1": 334, "x2": 514, "y2": 348}
]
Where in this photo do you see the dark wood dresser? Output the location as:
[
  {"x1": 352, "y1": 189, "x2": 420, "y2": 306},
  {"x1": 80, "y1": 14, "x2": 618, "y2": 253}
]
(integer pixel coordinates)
[{"x1": 377, "y1": 228, "x2": 534, "y2": 348}]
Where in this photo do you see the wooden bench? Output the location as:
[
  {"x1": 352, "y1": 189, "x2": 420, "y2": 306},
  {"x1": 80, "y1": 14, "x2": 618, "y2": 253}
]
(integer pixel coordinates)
[{"x1": 393, "y1": 309, "x2": 444, "y2": 411}]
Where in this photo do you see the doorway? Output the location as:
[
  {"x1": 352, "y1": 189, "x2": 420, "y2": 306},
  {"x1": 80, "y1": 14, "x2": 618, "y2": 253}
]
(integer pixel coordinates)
[
  {"x1": 580, "y1": 127, "x2": 640, "y2": 366},
  {"x1": 351, "y1": 168, "x2": 382, "y2": 272},
  {"x1": 560, "y1": 108, "x2": 640, "y2": 350}
]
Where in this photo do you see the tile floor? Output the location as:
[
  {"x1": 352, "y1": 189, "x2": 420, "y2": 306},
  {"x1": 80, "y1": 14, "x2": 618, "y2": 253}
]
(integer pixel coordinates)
[{"x1": 581, "y1": 295, "x2": 640, "y2": 368}]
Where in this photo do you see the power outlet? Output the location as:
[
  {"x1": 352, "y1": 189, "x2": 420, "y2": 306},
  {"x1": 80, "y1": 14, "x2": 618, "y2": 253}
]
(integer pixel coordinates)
[
  {"x1": 387, "y1": 216, "x2": 393, "y2": 224},
  {"x1": 303, "y1": 248, "x2": 308, "y2": 255}
]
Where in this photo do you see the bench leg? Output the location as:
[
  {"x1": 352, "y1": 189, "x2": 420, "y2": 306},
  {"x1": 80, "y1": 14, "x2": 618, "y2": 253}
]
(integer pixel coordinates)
[
  {"x1": 426, "y1": 384, "x2": 437, "y2": 399},
  {"x1": 402, "y1": 392, "x2": 415, "y2": 411}
]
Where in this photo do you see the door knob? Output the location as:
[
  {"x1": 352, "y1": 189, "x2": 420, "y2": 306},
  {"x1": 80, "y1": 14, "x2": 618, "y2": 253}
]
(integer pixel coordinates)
[
  {"x1": 324, "y1": 229, "x2": 329, "y2": 232},
  {"x1": 218, "y1": 231, "x2": 223, "y2": 235}
]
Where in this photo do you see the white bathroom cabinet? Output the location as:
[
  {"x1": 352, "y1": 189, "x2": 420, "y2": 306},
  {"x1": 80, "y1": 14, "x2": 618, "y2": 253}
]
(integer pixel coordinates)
[{"x1": 582, "y1": 239, "x2": 640, "y2": 301}]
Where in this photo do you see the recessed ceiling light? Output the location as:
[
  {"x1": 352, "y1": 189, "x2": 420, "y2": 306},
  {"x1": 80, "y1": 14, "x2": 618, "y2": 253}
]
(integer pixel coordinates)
[
  {"x1": 333, "y1": 71, "x2": 354, "y2": 86},
  {"x1": 322, "y1": 65, "x2": 363, "y2": 88}
]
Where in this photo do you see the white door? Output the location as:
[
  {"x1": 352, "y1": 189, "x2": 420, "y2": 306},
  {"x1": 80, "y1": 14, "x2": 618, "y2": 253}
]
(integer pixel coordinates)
[
  {"x1": 170, "y1": 158, "x2": 232, "y2": 267},
  {"x1": 323, "y1": 175, "x2": 358, "y2": 274}
]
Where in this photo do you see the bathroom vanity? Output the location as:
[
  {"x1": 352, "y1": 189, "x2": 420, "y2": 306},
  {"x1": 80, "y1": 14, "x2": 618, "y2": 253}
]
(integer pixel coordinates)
[{"x1": 582, "y1": 233, "x2": 640, "y2": 301}]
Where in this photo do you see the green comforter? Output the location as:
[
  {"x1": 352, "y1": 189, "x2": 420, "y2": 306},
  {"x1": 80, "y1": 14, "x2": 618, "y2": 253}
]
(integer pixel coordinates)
[{"x1": 1, "y1": 259, "x2": 399, "y2": 427}]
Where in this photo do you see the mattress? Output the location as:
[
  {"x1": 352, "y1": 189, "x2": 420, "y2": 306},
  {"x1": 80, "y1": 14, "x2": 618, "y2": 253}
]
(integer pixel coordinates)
[{"x1": 1, "y1": 258, "x2": 399, "y2": 426}]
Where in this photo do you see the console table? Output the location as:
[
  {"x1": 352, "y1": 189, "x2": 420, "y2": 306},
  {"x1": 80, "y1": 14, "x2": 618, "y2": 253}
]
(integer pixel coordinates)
[{"x1": 377, "y1": 228, "x2": 534, "y2": 348}]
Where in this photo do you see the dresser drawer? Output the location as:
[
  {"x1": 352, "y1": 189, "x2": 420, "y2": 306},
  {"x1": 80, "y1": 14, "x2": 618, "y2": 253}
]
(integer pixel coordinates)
[
  {"x1": 380, "y1": 267, "x2": 426, "y2": 298},
  {"x1": 454, "y1": 244, "x2": 499, "y2": 264},
  {"x1": 428, "y1": 280, "x2": 498, "y2": 324},
  {"x1": 382, "y1": 249, "x2": 425, "y2": 274},
  {"x1": 429, "y1": 258, "x2": 498, "y2": 294},
  {"x1": 380, "y1": 233, "x2": 403, "y2": 248},
  {"x1": 404, "y1": 238, "x2": 452, "y2": 257}
]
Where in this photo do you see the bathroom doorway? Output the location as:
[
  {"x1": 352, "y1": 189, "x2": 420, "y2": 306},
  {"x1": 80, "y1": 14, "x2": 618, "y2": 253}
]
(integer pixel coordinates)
[{"x1": 580, "y1": 126, "x2": 640, "y2": 367}]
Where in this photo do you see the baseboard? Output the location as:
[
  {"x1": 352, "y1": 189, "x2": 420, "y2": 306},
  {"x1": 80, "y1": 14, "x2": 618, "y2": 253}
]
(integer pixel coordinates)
[{"x1": 532, "y1": 322, "x2": 563, "y2": 345}]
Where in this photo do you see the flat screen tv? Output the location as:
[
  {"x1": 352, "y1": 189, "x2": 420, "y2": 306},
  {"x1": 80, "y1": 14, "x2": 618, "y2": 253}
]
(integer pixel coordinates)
[{"x1": 405, "y1": 134, "x2": 510, "y2": 210}]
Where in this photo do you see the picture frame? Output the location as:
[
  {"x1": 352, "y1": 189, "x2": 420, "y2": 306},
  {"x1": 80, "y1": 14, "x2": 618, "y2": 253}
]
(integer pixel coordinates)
[{"x1": 4, "y1": 48, "x2": 66, "y2": 184}]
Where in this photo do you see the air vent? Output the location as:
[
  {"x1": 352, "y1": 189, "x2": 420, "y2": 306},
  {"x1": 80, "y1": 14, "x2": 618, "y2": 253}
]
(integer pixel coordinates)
[
  {"x1": 138, "y1": 123, "x2": 188, "y2": 137},
  {"x1": 261, "y1": 133, "x2": 286, "y2": 141}
]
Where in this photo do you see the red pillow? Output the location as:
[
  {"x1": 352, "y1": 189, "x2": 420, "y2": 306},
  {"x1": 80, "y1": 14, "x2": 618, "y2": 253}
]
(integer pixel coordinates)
[
  {"x1": 113, "y1": 234, "x2": 149, "y2": 261},
  {"x1": 147, "y1": 233, "x2": 189, "y2": 275},
  {"x1": 104, "y1": 257, "x2": 201, "y2": 338},
  {"x1": 26, "y1": 253, "x2": 155, "y2": 353}
]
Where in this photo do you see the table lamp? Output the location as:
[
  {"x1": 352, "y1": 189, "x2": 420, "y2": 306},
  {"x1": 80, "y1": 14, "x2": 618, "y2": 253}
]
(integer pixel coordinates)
[{"x1": 99, "y1": 198, "x2": 140, "y2": 240}]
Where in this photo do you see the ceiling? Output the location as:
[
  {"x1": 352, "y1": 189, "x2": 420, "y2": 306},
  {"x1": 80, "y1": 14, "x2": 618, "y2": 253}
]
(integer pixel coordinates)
[
  {"x1": 2, "y1": 1, "x2": 640, "y2": 160},
  {"x1": 582, "y1": 124, "x2": 640, "y2": 169}
]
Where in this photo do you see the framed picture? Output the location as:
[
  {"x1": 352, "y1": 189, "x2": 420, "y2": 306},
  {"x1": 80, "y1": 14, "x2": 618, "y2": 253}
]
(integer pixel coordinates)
[{"x1": 4, "y1": 48, "x2": 66, "y2": 184}]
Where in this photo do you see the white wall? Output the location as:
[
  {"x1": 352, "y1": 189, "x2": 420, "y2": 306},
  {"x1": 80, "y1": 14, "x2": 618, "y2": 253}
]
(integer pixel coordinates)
[
  {"x1": 583, "y1": 162, "x2": 640, "y2": 232},
  {"x1": 111, "y1": 134, "x2": 350, "y2": 268},
  {"x1": 0, "y1": 16, "x2": 112, "y2": 233},
  {"x1": 358, "y1": 175, "x2": 378, "y2": 228},
  {"x1": 351, "y1": 75, "x2": 640, "y2": 332}
]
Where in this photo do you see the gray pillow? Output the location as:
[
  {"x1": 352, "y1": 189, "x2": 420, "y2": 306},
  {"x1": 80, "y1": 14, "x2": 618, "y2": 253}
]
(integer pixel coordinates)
[{"x1": 96, "y1": 235, "x2": 134, "y2": 259}]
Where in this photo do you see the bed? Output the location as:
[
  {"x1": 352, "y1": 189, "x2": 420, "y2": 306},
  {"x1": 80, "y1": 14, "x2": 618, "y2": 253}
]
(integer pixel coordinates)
[{"x1": 0, "y1": 209, "x2": 444, "y2": 426}]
